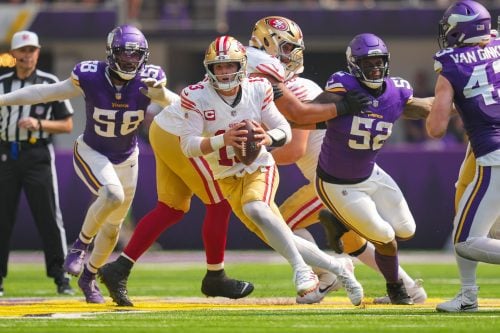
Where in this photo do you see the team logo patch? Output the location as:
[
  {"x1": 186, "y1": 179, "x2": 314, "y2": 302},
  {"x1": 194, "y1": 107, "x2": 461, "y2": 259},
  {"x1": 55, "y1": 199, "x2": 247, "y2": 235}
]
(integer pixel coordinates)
[
  {"x1": 35, "y1": 106, "x2": 45, "y2": 116},
  {"x1": 204, "y1": 110, "x2": 216, "y2": 120},
  {"x1": 266, "y1": 18, "x2": 288, "y2": 31}
]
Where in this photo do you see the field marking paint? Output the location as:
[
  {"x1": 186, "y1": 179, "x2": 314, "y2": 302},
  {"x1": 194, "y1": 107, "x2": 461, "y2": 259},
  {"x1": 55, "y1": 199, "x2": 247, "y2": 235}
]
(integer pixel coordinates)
[{"x1": 1, "y1": 296, "x2": 500, "y2": 318}]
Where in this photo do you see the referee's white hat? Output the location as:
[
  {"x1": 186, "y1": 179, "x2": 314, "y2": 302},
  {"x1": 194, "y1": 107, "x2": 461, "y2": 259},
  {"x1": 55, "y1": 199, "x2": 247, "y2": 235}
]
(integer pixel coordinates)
[{"x1": 11, "y1": 31, "x2": 41, "y2": 50}]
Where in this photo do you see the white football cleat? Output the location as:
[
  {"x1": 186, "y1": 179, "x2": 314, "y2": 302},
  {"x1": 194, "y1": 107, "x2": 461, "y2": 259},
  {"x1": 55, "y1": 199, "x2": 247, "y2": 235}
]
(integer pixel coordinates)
[
  {"x1": 337, "y1": 259, "x2": 363, "y2": 306},
  {"x1": 293, "y1": 266, "x2": 319, "y2": 296},
  {"x1": 296, "y1": 271, "x2": 340, "y2": 304},
  {"x1": 436, "y1": 286, "x2": 478, "y2": 312}
]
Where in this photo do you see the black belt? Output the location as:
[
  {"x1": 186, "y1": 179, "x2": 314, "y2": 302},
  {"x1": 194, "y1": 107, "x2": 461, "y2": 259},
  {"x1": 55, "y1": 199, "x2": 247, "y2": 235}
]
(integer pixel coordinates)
[{"x1": 0, "y1": 139, "x2": 49, "y2": 150}]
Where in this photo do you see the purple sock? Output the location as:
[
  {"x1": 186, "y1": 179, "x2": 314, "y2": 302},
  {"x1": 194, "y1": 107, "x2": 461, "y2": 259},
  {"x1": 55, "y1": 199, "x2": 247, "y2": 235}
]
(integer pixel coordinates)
[{"x1": 374, "y1": 251, "x2": 399, "y2": 283}]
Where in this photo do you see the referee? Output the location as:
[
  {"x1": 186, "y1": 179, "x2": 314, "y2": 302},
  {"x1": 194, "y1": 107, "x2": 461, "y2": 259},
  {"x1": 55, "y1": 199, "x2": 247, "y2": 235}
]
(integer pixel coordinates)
[{"x1": 0, "y1": 31, "x2": 74, "y2": 296}]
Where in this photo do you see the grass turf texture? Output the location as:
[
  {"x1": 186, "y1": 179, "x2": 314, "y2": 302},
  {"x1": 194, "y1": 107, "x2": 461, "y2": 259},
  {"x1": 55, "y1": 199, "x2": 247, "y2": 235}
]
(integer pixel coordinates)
[{"x1": 0, "y1": 251, "x2": 499, "y2": 332}]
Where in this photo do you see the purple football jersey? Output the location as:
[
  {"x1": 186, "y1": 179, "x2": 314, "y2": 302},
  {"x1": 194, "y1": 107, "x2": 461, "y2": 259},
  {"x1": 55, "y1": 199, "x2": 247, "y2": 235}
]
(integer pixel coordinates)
[
  {"x1": 318, "y1": 72, "x2": 413, "y2": 181},
  {"x1": 72, "y1": 61, "x2": 165, "y2": 163},
  {"x1": 434, "y1": 38, "x2": 500, "y2": 158}
]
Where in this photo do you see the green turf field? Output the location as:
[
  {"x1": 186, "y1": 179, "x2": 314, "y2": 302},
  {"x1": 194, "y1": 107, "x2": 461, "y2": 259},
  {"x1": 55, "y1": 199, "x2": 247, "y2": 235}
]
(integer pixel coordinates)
[{"x1": 0, "y1": 251, "x2": 499, "y2": 333}]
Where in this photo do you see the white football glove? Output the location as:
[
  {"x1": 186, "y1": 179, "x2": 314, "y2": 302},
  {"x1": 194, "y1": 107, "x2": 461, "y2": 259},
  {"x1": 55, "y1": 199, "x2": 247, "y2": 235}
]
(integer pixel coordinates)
[{"x1": 139, "y1": 77, "x2": 172, "y2": 108}]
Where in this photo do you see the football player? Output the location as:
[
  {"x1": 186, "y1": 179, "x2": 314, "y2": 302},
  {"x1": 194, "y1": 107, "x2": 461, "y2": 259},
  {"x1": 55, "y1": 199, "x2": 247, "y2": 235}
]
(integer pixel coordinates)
[
  {"x1": 180, "y1": 35, "x2": 364, "y2": 306},
  {"x1": 427, "y1": 0, "x2": 500, "y2": 313},
  {"x1": 247, "y1": 16, "x2": 428, "y2": 304},
  {"x1": 297, "y1": 32, "x2": 434, "y2": 305},
  {"x1": 98, "y1": 82, "x2": 254, "y2": 307},
  {"x1": 0, "y1": 25, "x2": 164, "y2": 303}
]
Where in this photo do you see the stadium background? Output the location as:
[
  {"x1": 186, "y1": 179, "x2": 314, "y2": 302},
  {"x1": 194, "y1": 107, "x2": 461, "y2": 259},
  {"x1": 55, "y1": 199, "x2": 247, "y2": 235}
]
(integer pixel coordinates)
[{"x1": 1, "y1": 0, "x2": 498, "y2": 251}]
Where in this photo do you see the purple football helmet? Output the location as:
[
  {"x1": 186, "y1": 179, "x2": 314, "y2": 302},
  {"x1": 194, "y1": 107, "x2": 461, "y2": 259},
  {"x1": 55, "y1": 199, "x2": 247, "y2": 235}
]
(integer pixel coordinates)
[
  {"x1": 438, "y1": 0, "x2": 491, "y2": 49},
  {"x1": 106, "y1": 25, "x2": 149, "y2": 80},
  {"x1": 346, "y1": 33, "x2": 389, "y2": 89}
]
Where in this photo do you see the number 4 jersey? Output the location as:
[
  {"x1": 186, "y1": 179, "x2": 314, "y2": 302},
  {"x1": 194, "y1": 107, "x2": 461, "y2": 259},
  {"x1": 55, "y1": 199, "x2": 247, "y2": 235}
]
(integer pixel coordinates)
[
  {"x1": 433, "y1": 38, "x2": 500, "y2": 159},
  {"x1": 71, "y1": 60, "x2": 165, "y2": 163},
  {"x1": 318, "y1": 72, "x2": 413, "y2": 181}
]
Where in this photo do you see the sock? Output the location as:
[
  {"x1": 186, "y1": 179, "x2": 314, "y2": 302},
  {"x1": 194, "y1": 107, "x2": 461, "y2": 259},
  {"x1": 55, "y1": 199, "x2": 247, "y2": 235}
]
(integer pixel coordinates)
[
  {"x1": 357, "y1": 242, "x2": 414, "y2": 289},
  {"x1": 294, "y1": 229, "x2": 331, "y2": 277},
  {"x1": 243, "y1": 200, "x2": 307, "y2": 270},
  {"x1": 203, "y1": 200, "x2": 231, "y2": 269},
  {"x1": 456, "y1": 251, "x2": 479, "y2": 287},
  {"x1": 292, "y1": 234, "x2": 343, "y2": 274},
  {"x1": 205, "y1": 269, "x2": 226, "y2": 278},
  {"x1": 374, "y1": 251, "x2": 399, "y2": 283},
  {"x1": 123, "y1": 202, "x2": 184, "y2": 261},
  {"x1": 116, "y1": 255, "x2": 134, "y2": 273}
]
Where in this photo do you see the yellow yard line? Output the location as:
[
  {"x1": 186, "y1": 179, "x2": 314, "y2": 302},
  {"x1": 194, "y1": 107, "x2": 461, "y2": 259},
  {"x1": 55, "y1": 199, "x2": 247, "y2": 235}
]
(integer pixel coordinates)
[{"x1": 1, "y1": 296, "x2": 500, "y2": 318}]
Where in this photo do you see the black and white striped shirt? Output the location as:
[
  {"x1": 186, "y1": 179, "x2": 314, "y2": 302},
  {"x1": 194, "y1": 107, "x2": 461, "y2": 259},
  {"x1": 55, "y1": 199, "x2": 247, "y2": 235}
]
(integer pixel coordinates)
[{"x1": 0, "y1": 69, "x2": 73, "y2": 143}]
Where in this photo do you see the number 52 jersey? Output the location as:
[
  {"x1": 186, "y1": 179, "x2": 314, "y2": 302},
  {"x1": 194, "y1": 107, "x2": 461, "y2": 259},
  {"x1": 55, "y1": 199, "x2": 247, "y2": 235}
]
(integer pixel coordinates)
[{"x1": 318, "y1": 71, "x2": 413, "y2": 181}]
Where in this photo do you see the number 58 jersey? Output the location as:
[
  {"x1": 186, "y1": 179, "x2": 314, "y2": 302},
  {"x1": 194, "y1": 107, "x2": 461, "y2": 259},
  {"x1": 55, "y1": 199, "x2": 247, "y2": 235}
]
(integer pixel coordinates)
[
  {"x1": 71, "y1": 60, "x2": 166, "y2": 163},
  {"x1": 433, "y1": 38, "x2": 500, "y2": 159}
]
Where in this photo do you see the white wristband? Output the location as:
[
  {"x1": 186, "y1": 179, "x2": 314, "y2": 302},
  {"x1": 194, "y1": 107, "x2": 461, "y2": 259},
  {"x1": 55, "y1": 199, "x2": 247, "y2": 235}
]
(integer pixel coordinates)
[{"x1": 209, "y1": 134, "x2": 225, "y2": 151}]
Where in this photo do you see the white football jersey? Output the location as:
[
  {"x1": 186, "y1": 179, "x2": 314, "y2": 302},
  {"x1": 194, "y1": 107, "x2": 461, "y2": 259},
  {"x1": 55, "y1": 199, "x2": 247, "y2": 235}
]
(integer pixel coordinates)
[
  {"x1": 152, "y1": 88, "x2": 183, "y2": 135},
  {"x1": 180, "y1": 77, "x2": 290, "y2": 180},
  {"x1": 285, "y1": 76, "x2": 325, "y2": 181},
  {"x1": 246, "y1": 46, "x2": 285, "y2": 82}
]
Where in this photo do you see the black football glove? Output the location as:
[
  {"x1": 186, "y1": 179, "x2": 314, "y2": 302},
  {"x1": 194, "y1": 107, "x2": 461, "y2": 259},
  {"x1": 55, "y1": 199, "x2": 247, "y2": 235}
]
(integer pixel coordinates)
[{"x1": 335, "y1": 90, "x2": 371, "y2": 116}]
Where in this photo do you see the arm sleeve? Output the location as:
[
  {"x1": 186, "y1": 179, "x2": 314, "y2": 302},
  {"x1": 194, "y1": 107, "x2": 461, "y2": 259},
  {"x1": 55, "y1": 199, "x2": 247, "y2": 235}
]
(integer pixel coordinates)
[
  {"x1": 179, "y1": 109, "x2": 206, "y2": 158},
  {"x1": 263, "y1": 102, "x2": 292, "y2": 146},
  {"x1": 0, "y1": 78, "x2": 81, "y2": 106}
]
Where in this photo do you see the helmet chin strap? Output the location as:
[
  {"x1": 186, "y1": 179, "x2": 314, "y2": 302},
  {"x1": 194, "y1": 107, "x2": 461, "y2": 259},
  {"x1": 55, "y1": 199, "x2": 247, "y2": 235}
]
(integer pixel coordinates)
[
  {"x1": 108, "y1": 66, "x2": 130, "y2": 83},
  {"x1": 361, "y1": 81, "x2": 385, "y2": 97}
]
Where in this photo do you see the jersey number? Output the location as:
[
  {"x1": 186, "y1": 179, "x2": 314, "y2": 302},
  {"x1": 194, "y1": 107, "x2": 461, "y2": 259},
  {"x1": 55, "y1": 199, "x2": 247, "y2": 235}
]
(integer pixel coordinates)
[
  {"x1": 93, "y1": 108, "x2": 144, "y2": 137},
  {"x1": 214, "y1": 129, "x2": 240, "y2": 166},
  {"x1": 349, "y1": 116, "x2": 392, "y2": 150},
  {"x1": 463, "y1": 60, "x2": 500, "y2": 105}
]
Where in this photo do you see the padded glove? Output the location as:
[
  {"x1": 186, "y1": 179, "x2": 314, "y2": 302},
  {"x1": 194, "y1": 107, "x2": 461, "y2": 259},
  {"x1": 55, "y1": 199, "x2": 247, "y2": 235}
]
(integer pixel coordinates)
[
  {"x1": 139, "y1": 78, "x2": 172, "y2": 108},
  {"x1": 335, "y1": 90, "x2": 371, "y2": 116}
]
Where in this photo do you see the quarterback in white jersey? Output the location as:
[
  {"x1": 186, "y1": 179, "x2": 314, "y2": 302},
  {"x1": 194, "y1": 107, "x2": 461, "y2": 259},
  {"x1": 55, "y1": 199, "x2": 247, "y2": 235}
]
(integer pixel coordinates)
[
  {"x1": 180, "y1": 36, "x2": 364, "y2": 305},
  {"x1": 181, "y1": 75, "x2": 286, "y2": 180}
]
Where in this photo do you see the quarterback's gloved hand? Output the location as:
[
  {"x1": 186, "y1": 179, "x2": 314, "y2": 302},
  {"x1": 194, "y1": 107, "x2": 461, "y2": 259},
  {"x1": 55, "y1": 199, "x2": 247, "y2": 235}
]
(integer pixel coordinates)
[
  {"x1": 139, "y1": 78, "x2": 172, "y2": 108},
  {"x1": 335, "y1": 90, "x2": 371, "y2": 116}
]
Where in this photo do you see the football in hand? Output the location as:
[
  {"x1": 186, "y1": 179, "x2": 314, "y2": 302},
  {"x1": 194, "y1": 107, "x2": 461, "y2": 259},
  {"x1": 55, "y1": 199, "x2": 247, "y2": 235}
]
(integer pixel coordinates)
[{"x1": 234, "y1": 119, "x2": 260, "y2": 166}]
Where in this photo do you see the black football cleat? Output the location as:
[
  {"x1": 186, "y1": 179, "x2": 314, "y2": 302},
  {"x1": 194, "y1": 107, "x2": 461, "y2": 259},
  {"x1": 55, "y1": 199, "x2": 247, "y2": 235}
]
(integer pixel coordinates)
[
  {"x1": 55, "y1": 276, "x2": 75, "y2": 295},
  {"x1": 386, "y1": 279, "x2": 414, "y2": 305},
  {"x1": 98, "y1": 258, "x2": 133, "y2": 307},
  {"x1": 318, "y1": 209, "x2": 347, "y2": 254},
  {"x1": 201, "y1": 270, "x2": 254, "y2": 299}
]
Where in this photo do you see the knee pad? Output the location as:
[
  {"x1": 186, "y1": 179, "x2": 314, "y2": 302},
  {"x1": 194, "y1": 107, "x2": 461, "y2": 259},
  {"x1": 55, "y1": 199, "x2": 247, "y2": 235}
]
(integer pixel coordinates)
[
  {"x1": 242, "y1": 201, "x2": 268, "y2": 227},
  {"x1": 98, "y1": 184, "x2": 125, "y2": 209},
  {"x1": 395, "y1": 220, "x2": 416, "y2": 240}
]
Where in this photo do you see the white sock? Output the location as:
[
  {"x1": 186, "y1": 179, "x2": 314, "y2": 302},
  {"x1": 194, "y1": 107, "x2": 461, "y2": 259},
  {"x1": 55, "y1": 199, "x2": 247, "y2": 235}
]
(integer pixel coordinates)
[
  {"x1": 292, "y1": 235, "x2": 343, "y2": 275},
  {"x1": 455, "y1": 250, "x2": 478, "y2": 287},
  {"x1": 243, "y1": 201, "x2": 307, "y2": 270},
  {"x1": 294, "y1": 228, "x2": 331, "y2": 277}
]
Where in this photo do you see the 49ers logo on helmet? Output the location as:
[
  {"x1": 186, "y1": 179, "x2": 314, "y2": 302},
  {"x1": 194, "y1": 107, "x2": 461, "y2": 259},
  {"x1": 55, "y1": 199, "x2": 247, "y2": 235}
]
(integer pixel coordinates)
[{"x1": 266, "y1": 17, "x2": 288, "y2": 31}]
